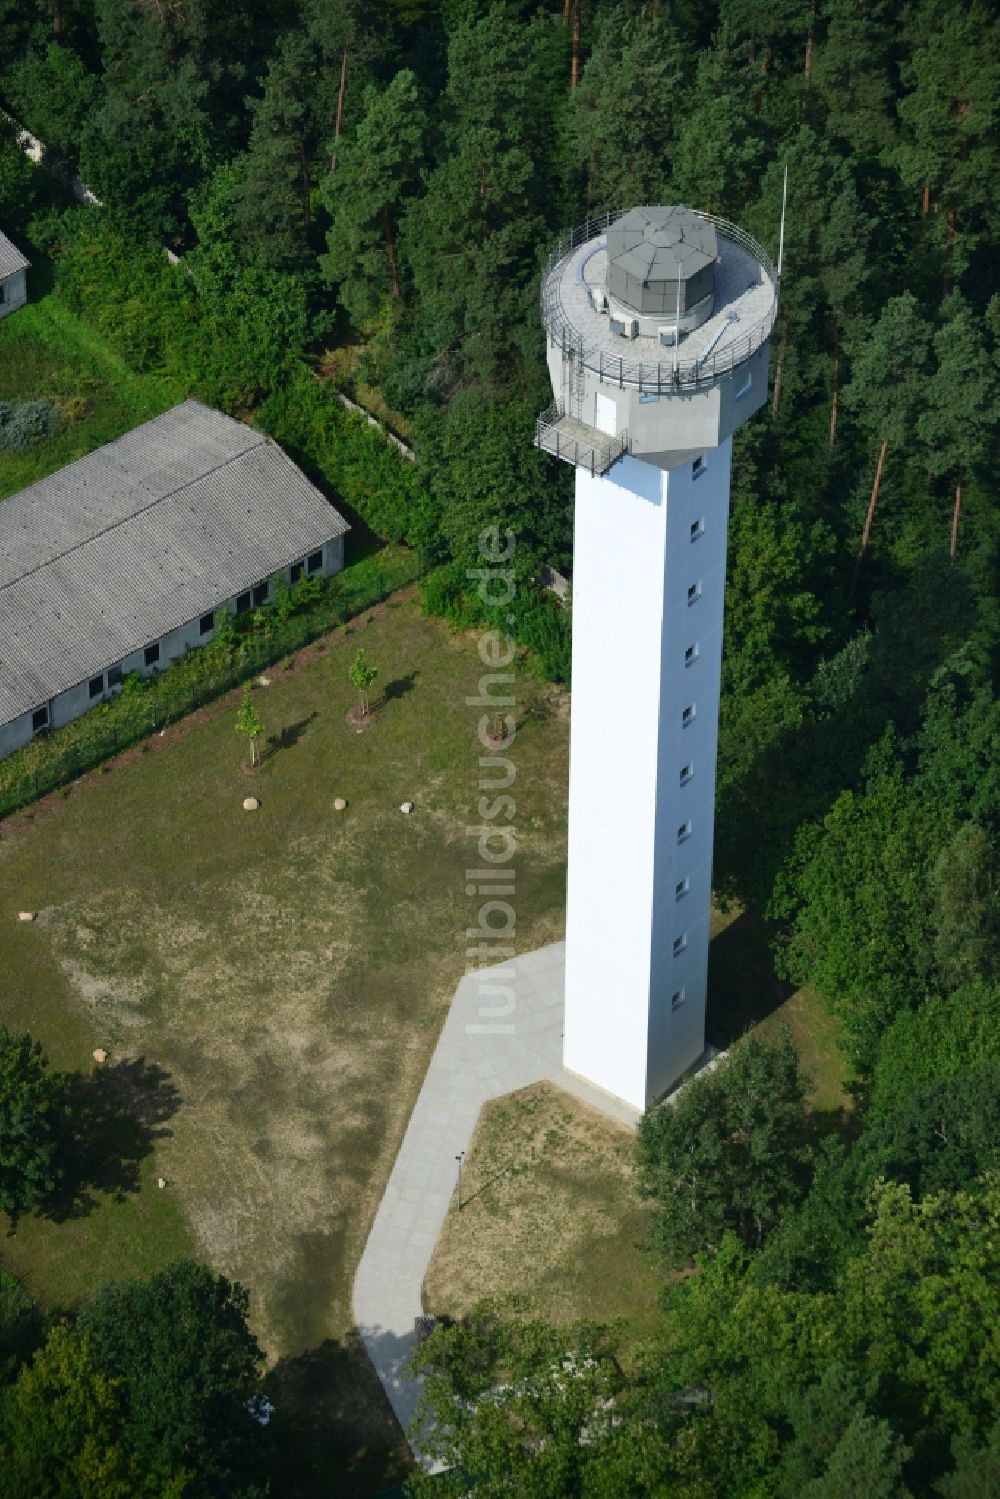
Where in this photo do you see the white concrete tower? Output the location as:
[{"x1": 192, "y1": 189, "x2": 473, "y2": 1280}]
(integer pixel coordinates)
[{"x1": 535, "y1": 206, "x2": 779, "y2": 1112}]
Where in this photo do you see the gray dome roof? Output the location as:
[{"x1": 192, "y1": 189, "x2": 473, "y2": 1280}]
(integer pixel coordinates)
[{"x1": 605, "y1": 206, "x2": 717, "y2": 316}]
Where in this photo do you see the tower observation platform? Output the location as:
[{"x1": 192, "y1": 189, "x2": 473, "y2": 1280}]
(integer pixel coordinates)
[
  {"x1": 536, "y1": 205, "x2": 778, "y2": 474},
  {"x1": 536, "y1": 204, "x2": 779, "y2": 1113}
]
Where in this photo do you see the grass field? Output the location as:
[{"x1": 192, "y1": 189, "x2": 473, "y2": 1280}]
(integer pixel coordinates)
[
  {"x1": 423, "y1": 1083, "x2": 666, "y2": 1353},
  {"x1": 422, "y1": 914, "x2": 850, "y2": 1359},
  {"x1": 0, "y1": 262, "x2": 180, "y2": 500},
  {"x1": 0, "y1": 587, "x2": 569, "y2": 1492}
]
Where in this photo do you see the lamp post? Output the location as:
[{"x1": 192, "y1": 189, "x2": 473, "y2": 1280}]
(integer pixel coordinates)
[{"x1": 454, "y1": 1151, "x2": 465, "y2": 1212}]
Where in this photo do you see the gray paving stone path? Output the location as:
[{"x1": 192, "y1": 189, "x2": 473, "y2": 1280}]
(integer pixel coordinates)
[{"x1": 352, "y1": 941, "x2": 641, "y2": 1467}]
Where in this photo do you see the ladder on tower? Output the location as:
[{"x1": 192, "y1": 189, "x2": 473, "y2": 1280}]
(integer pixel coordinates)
[{"x1": 564, "y1": 348, "x2": 585, "y2": 422}]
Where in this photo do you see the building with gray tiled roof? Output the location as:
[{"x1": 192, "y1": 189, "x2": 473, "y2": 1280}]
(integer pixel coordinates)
[
  {"x1": 0, "y1": 227, "x2": 29, "y2": 319},
  {"x1": 0, "y1": 399, "x2": 349, "y2": 758}
]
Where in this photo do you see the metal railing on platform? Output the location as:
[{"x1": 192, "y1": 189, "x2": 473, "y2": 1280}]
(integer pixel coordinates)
[
  {"x1": 540, "y1": 208, "x2": 779, "y2": 392},
  {"x1": 533, "y1": 403, "x2": 629, "y2": 476}
]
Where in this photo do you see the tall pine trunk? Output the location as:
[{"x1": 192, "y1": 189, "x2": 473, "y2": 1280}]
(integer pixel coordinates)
[
  {"x1": 52, "y1": 0, "x2": 62, "y2": 39},
  {"x1": 772, "y1": 315, "x2": 787, "y2": 419},
  {"x1": 854, "y1": 438, "x2": 888, "y2": 586},
  {"x1": 803, "y1": 0, "x2": 816, "y2": 79},
  {"x1": 331, "y1": 43, "x2": 349, "y2": 171},
  {"x1": 828, "y1": 329, "x2": 840, "y2": 447},
  {"x1": 299, "y1": 137, "x2": 311, "y2": 229},
  {"x1": 944, "y1": 207, "x2": 955, "y2": 298},
  {"x1": 571, "y1": 0, "x2": 581, "y2": 90},
  {"x1": 755, "y1": 47, "x2": 770, "y2": 115},
  {"x1": 383, "y1": 206, "x2": 401, "y2": 300},
  {"x1": 950, "y1": 468, "x2": 963, "y2": 562}
]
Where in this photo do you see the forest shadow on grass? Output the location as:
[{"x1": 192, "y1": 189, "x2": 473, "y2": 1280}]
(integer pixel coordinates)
[
  {"x1": 43, "y1": 1058, "x2": 181, "y2": 1221},
  {"x1": 705, "y1": 907, "x2": 793, "y2": 1048},
  {"x1": 266, "y1": 1332, "x2": 412, "y2": 1499}
]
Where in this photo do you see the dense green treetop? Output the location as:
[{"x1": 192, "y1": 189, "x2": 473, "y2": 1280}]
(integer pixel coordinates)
[
  {"x1": 78, "y1": 1260, "x2": 266, "y2": 1498},
  {"x1": 0, "y1": 1029, "x2": 69, "y2": 1227}
]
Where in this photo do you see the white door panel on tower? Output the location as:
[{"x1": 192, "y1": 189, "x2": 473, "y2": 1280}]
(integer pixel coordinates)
[{"x1": 594, "y1": 392, "x2": 618, "y2": 435}]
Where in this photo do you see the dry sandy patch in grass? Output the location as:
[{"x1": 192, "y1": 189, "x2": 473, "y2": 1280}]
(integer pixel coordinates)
[{"x1": 0, "y1": 590, "x2": 568, "y2": 1489}]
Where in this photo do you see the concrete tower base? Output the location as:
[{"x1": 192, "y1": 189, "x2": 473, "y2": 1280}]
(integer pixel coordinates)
[{"x1": 563, "y1": 440, "x2": 733, "y2": 1112}]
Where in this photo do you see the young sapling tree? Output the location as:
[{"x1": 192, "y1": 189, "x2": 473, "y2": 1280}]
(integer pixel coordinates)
[
  {"x1": 349, "y1": 648, "x2": 378, "y2": 716},
  {"x1": 235, "y1": 683, "x2": 264, "y2": 768}
]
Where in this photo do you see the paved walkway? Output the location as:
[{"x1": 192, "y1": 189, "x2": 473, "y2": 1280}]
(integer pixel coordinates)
[{"x1": 352, "y1": 941, "x2": 641, "y2": 1465}]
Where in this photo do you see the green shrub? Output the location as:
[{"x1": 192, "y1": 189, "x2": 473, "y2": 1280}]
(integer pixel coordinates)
[
  {"x1": 420, "y1": 564, "x2": 571, "y2": 683},
  {"x1": 0, "y1": 1274, "x2": 42, "y2": 1387},
  {"x1": 0, "y1": 399, "x2": 63, "y2": 454},
  {"x1": 418, "y1": 562, "x2": 479, "y2": 627},
  {"x1": 256, "y1": 370, "x2": 444, "y2": 557}
]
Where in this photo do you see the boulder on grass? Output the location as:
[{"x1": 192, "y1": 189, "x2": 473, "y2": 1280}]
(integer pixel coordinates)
[
  {"x1": 334, "y1": 797, "x2": 347, "y2": 811},
  {"x1": 400, "y1": 801, "x2": 414, "y2": 815},
  {"x1": 243, "y1": 797, "x2": 260, "y2": 812},
  {"x1": 17, "y1": 911, "x2": 35, "y2": 922},
  {"x1": 92, "y1": 1048, "x2": 109, "y2": 1064}
]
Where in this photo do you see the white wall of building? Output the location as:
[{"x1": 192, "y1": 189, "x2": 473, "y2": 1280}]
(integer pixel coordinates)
[
  {"x1": 0, "y1": 535, "x2": 345, "y2": 761},
  {"x1": 563, "y1": 441, "x2": 732, "y2": 1111},
  {"x1": 0, "y1": 267, "x2": 27, "y2": 318}
]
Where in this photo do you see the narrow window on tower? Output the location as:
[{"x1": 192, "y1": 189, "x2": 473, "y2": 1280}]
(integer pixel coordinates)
[
  {"x1": 682, "y1": 703, "x2": 696, "y2": 727},
  {"x1": 673, "y1": 934, "x2": 687, "y2": 956},
  {"x1": 671, "y1": 987, "x2": 686, "y2": 1010},
  {"x1": 680, "y1": 762, "x2": 694, "y2": 786},
  {"x1": 735, "y1": 370, "x2": 752, "y2": 401},
  {"x1": 692, "y1": 455, "x2": 707, "y2": 479},
  {"x1": 675, "y1": 877, "x2": 690, "y2": 900},
  {"x1": 685, "y1": 642, "x2": 699, "y2": 667},
  {"x1": 677, "y1": 820, "x2": 692, "y2": 844},
  {"x1": 687, "y1": 581, "x2": 702, "y2": 605},
  {"x1": 690, "y1": 517, "x2": 705, "y2": 541}
]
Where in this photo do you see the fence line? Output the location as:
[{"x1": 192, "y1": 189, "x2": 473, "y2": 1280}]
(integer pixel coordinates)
[
  {"x1": 0, "y1": 553, "x2": 424, "y2": 822},
  {"x1": 2, "y1": 106, "x2": 102, "y2": 206}
]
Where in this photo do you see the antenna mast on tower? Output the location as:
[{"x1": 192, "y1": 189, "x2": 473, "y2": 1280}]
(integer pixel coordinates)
[{"x1": 777, "y1": 164, "x2": 788, "y2": 280}]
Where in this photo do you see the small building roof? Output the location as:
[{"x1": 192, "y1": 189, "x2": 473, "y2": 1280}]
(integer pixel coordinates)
[
  {"x1": 604, "y1": 205, "x2": 718, "y2": 315},
  {"x1": 606, "y1": 206, "x2": 717, "y2": 284},
  {"x1": 0, "y1": 228, "x2": 30, "y2": 279},
  {"x1": 0, "y1": 399, "x2": 348, "y2": 727}
]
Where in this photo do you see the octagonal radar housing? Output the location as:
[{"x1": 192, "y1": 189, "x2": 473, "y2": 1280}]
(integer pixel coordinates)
[
  {"x1": 535, "y1": 205, "x2": 779, "y2": 474},
  {"x1": 605, "y1": 205, "x2": 717, "y2": 324}
]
